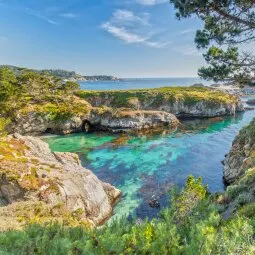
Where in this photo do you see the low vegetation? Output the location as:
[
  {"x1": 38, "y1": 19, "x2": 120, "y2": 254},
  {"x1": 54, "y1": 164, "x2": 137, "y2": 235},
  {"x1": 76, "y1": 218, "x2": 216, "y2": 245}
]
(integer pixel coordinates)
[
  {"x1": 0, "y1": 65, "x2": 254, "y2": 253},
  {"x1": 1, "y1": 176, "x2": 255, "y2": 254},
  {"x1": 1, "y1": 119, "x2": 255, "y2": 254},
  {"x1": 1, "y1": 65, "x2": 119, "y2": 82},
  {"x1": 0, "y1": 66, "x2": 91, "y2": 134},
  {"x1": 77, "y1": 86, "x2": 239, "y2": 109}
]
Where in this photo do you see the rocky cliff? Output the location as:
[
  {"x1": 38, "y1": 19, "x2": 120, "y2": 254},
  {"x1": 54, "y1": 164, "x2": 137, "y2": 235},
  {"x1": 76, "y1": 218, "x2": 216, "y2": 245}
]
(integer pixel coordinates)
[
  {"x1": 224, "y1": 118, "x2": 255, "y2": 184},
  {"x1": 77, "y1": 87, "x2": 244, "y2": 118},
  {"x1": 88, "y1": 108, "x2": 179, "y2": 132},
  {"x1": 5, "y1": 87, "x2": 245, "y2": 136},
  {"x1": 0, "y1": 134, "x2": 121, "y2": 230},
  {"x1": 214, "y1": 118, "x2": 255, "y2": 219},
  {"x1": 10, "y1": 104, "x2": 179, "y2": 135}
]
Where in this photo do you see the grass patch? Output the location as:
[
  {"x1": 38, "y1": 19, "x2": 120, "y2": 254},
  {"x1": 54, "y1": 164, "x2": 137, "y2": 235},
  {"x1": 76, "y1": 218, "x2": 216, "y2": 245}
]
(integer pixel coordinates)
[{"x1": 76, "y1": 86, "x2": 239, "y2": 108}]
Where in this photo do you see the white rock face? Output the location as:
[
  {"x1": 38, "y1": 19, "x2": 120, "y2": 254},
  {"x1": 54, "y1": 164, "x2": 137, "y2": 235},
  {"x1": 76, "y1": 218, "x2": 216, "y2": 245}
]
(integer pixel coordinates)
[
  {"x1": 10, "y1": 109, "x2": 179, "y2": 135},
  {"x1": 12, "y1": 112, "x2": 86, "y2": 135},
  {"x1": 153, "y1": 100, "x2": 243, "y2": 117},
  {"x1": 90, "y1": 110, "x2": 179, "y2": 132},
  {"x1": 85, "y1": 93, "x2": 244, "y2": 118},
  {"x1": 9, "y1": 134, "x2": 121, "y2": 225}
]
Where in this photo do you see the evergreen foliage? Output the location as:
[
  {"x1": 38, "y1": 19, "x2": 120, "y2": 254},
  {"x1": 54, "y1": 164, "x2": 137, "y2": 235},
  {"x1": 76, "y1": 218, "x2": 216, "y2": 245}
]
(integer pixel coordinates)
[
  {"x1": 0, "y1": 66, "x2": 83, "y2": 132},
  {"x1": 170, "y1": 0, "x2": 255, "y2": 85}
]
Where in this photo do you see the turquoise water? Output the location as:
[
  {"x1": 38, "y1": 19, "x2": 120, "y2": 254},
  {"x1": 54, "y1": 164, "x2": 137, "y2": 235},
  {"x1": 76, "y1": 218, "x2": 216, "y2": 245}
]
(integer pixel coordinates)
[
  {"x1": 45, "y1": 110, "x2": 255, "y2": 219},
  {"x1": 79, "y1": 77, "x2": 210, "y2": 91}
]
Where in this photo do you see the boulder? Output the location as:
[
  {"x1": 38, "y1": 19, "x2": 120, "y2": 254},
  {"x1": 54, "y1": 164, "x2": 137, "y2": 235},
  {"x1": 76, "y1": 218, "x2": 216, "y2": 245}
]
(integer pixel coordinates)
[
  {"x1": 246, "y1": 99, "x2": 255, "y2": 105},
  {"x1": 0, "y1": 134, "x2": 121, "y2": 226}
]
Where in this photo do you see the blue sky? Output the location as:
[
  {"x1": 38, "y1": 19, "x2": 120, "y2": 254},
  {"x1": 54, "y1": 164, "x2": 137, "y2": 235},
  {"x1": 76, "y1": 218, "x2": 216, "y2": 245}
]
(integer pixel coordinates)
[{"x1": 0, "y1": 0, "x2": 206, "y2": 78}]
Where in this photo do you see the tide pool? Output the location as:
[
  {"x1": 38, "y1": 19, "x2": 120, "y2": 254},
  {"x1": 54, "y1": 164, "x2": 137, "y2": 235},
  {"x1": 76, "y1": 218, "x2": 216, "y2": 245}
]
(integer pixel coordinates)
[{"x1": 44, "y1": 110, "x2": 255, "y2": 219}]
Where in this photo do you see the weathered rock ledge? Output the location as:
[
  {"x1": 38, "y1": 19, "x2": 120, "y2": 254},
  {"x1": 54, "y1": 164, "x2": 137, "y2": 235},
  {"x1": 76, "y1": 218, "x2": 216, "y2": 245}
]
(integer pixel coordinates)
[
  {"x1": 0, "y1": 134, "x2": 121, "y2": 229},
  {"x1": 10, "y1": 108, "x2": 180, "y2": 135},
  {"x1": 77, "y1": 87, "x2": 244, "y2": 118},
  {"x1": 224, "y1": 118, "x2": 255, "y2": 184},
  {"x1": 90, "y1": 108, "x2": 179, "y2": 133}
]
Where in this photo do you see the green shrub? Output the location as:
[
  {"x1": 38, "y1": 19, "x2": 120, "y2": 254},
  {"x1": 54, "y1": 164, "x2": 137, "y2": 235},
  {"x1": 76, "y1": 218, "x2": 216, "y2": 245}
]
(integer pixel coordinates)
[
  {"x1": 238, "y1": 203, "x2": 255, "y2": 218},
  {"x1": 76, "y1": 86, "x2": 238, "y2": 109},
  {"x1": 233, "y1": 192, "x2": 253, "y2": 208},
  {"x1": 0, "y1": 177, "x2": 255, "y2": 255},
  {"x1": 226, "y1": 184, "x2": 248, "y2": 199},
  {"x1": 0, "y1": 118, "x2": 10, "y2": 137}
]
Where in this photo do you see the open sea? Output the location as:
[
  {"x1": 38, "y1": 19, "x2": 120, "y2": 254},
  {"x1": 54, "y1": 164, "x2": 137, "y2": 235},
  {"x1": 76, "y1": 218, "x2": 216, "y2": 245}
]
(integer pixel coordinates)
[{"x1": 79, "y1": 77, "x2": 211, "y2": 90}]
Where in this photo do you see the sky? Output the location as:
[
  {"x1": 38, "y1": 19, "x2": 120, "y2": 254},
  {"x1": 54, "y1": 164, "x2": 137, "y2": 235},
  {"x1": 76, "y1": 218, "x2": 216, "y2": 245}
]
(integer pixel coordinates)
[{"x1": 0, "y1": 0, "x2": 207, "y2": 78}]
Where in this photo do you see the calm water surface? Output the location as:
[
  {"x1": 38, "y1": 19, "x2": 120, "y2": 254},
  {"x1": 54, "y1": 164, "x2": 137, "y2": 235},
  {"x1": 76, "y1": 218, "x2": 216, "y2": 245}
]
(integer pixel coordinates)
[
  {"x1": 44, "y1": 109, "x2": 255, "y2": 220},
  {"x1": 79, "y1": 77, "x2": 210, "y2": 90}
]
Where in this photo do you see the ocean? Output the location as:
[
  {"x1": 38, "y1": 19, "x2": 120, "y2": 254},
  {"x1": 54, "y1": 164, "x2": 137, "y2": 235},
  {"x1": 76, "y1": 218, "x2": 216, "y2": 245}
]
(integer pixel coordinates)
[{"x1": 79, "y1": 77, "x2": 211, "y2": 90}]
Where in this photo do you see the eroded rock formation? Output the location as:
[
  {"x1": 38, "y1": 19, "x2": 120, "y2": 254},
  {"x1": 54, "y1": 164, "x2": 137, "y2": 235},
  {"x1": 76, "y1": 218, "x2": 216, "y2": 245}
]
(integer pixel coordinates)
[{"x1": 0, "y1": 134, "x2": 121, "y2": 229}]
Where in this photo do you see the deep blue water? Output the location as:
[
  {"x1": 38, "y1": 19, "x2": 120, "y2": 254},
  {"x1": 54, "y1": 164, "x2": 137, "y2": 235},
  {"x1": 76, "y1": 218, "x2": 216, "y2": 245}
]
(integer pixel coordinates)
[{"x1": 79, "y1": 77, "x2": 210, "y2": 90}]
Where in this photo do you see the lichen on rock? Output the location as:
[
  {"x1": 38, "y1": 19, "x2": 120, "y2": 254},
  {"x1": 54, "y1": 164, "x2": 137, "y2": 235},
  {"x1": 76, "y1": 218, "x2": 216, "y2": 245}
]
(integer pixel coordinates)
[{"x1": 0, "y1": 134, "x2": 121, "y2": 230}]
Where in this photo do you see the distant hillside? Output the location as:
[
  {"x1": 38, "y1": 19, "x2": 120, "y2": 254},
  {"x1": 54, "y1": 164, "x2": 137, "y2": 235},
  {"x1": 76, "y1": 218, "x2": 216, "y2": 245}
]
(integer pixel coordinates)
[{"x1": 0, "y1": 65, "x2": 120, "y2": 82}]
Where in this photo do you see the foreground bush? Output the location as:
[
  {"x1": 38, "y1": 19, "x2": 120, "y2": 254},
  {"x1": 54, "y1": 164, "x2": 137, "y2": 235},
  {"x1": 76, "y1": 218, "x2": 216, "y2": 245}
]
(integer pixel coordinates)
[{"x1": 0, "y1": 176, "x2": 255, "y2": 255}]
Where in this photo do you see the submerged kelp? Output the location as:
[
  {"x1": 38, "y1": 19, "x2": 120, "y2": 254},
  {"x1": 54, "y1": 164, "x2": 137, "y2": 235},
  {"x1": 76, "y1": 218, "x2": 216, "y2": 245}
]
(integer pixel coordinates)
[{"x1": 45, "y1": 110, "x2": 255, "y2": 219}]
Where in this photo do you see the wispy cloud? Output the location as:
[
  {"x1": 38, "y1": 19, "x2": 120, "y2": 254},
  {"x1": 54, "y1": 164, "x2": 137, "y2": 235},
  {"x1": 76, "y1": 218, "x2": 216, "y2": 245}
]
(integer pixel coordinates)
[
  {"x1": 59, "y1": 12, "x2": 78, "y2": 19},
  {"x1": 101, "y1": 23, "x2": 148, "y2": 44},
  {"x1": 135, "y1": 0, "x2": 168, "y2": 5},
  {"x1": 173, "y1": 44, "x2": 201, "y2": 56},
  {"x1": 111, "y1": 9, "x2": 150, "y2": 26},
  {"x1": 26, "y1": 8, "x2": 58, "y2": 25},
  {"x1": 101, "y1": 9, "x2": 166, "y2": 48},
  {"x1": 179, "y1": 29, "x2": 195, "y2": 35}
]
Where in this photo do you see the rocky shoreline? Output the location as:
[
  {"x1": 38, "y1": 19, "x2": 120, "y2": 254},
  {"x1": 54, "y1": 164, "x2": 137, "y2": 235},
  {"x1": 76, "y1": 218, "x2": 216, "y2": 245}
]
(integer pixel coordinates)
[
  {"x1": 0, "y1": 84, "x2": 251, "y2": 229},
  {"x1": 8, "y1": 87, "x2": 244, "y2": 136},
  {"x1": 224, "y1": 118, "x2": 255, "y2": 184},
  {"x1": 0, "y1": 134, "x2": 121, "y2": 230},
  {"x1": 210, "y1": 84, "x2": 255, "y2": 96}
]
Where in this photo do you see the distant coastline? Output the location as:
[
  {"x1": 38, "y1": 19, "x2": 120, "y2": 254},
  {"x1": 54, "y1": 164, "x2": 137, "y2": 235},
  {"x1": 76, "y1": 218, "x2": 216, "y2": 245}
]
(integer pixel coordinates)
[{"x1": 0, "y1": 65, "x2": 121, "y2": 82}]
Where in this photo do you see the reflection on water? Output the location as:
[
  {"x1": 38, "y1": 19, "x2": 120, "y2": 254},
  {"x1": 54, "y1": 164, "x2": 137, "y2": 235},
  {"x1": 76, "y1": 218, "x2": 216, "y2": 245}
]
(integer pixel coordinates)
[{"x1": 45, "y1": 110, "x2": 255, "y2": 219}]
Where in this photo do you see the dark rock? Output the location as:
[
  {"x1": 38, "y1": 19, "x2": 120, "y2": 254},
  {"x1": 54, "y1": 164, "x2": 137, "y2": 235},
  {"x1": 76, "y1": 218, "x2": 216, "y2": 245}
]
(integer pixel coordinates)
[
  {"x1": 191, "y1": 83, "x2": 204, "y2": 87},
  {"x1": 246, "y1": 99, "x2": 255, "y2": 105},
  {"x1": 244, "y1": 106, "x2": 255, "y2": 111},
  {"x1": 149, "y1": 198, "x2": 160, "y2": 208}
]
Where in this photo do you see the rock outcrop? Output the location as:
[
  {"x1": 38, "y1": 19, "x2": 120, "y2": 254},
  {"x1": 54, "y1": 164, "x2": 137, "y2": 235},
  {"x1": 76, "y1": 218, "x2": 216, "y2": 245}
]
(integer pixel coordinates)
[
  {"x1": 10, "y1": 108, "x2": 179, "y2": 135},
  {"x1": 224, "y1": 118, "x2": 255, "y2": 184},
  {"x1": 246, "y1": 99, "x2": 255, "y2": 105},
  {"x1": 12, "y1": 112, "x2": 88, "y2": 135},
  {"x1": 148, "y1": 100, "x2": 243, "y2": 118},
  {"x1": 90, "y1": 108, "x2": 179, "y2": 132},
  {"x1": 77, "y1": 87, "x2": 244, "y2": 118},
  {"x1": 0, "y1": 134, "x2": 121, "y2": 227},
  {"x1": 7, "y1": 87, "x2": 245, "y2": 136}
]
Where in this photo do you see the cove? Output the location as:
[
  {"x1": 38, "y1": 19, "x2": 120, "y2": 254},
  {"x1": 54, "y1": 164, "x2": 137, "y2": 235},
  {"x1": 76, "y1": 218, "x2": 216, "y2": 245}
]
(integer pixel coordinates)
[{"x1": 44, "y1": 109, "x2": 255, "y2": 220}]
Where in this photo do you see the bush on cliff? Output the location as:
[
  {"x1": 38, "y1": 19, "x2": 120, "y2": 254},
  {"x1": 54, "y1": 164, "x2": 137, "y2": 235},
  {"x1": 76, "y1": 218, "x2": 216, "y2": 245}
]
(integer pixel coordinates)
[
  {"x1": 0, "y1": 66, "x2": 90, "y2": 132},
  {"x1": 0, "y1": 176, "x2": 255, "y2": 254}
]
